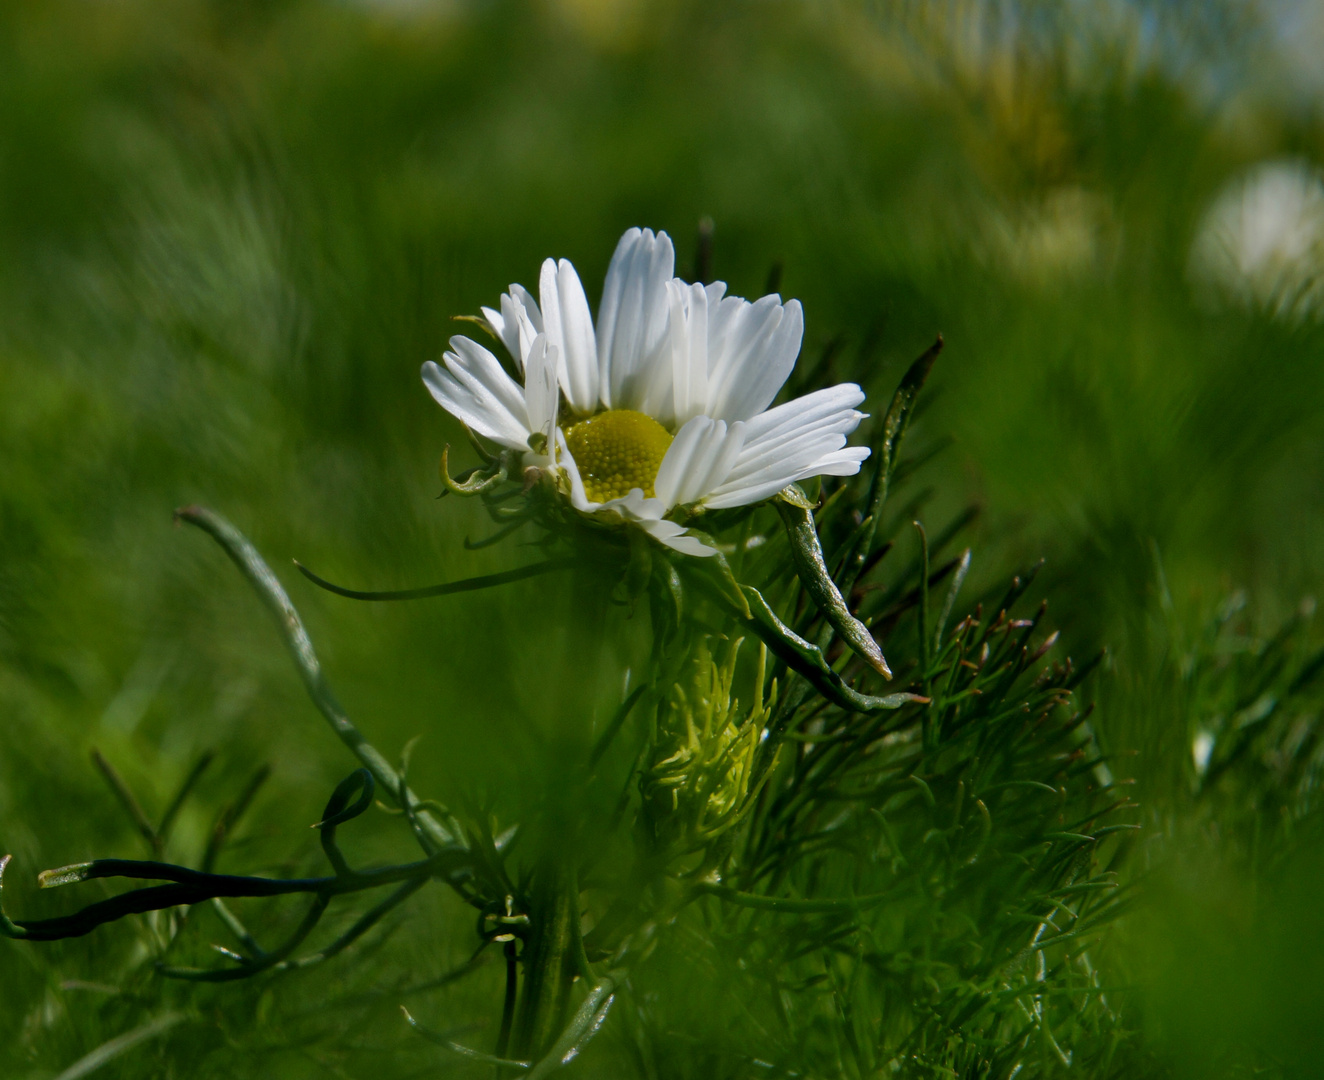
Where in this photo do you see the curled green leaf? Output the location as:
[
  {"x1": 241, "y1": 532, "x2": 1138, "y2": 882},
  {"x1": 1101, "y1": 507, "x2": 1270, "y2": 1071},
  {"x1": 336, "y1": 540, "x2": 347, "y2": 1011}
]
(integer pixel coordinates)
[
  {"x1": 774, "y1": 493, "x2": 892, "y2": 678},
  {"x1": 740, "y1": 585, "x2": 922, "y2": 714},
  {"x1": 313, "y1": 769, "x2": 376, "y2": 831},
  {"x1": 315, "y1": 769, "x2": 376, "y2": 877},
  {"x1": 439, "y1": 444, "x2": 508, "y2": 496}
]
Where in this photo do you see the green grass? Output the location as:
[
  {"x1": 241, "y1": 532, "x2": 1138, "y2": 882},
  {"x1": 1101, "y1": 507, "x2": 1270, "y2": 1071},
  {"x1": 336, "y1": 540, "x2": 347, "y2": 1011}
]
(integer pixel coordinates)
[{"x1": 2, "y1": 1, "x2": 1323, "y2": 1076}]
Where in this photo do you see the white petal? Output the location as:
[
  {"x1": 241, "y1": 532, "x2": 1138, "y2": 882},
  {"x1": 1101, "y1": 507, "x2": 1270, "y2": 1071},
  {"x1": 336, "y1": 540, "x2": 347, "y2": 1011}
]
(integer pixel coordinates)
[
  {"x1": 705, "y1": 296, "x2": 804, "y2": 422},
  {"x1": 480, "y1": 305, "x2": 511, "y2": 357},
  {"x1": 667, "y1": 279, "x2": 710, "y2": 426},
  {"x1": 724, "y1": 430, "x2": 842, "y2": 481},
  {"x1": 509, "y1": 283, "x2": 543, "y2": 332},
  {"x1": 421, "y1": 338, "x2": 531, "y2": 450},
  {"x1": 597, "y1": 228, "x2": 675, "y2": 411},
  {"x1": 654, "y1": 415, "x2": 746, "y2": 509},
  {"x1": 600, "y1": 487, "x2": 669, "y2": 522},
  {"x1": 604, "y1": 487, "x2": 716, "y2": 555},
  {"x1": 541, "y1": 258, "x2": 599, "y2": 415},
  {"x1": 423, "y1": 360, "x2": 497, "y2": 442},
  {"x1": 706, "y1": 289, "x2": 742, "y2": 357},
  {"x1": 743, "y1": 383, "x2": 866, "y2": 443},
  {"x1": 556, "y1": 429, "x2": 595, "y2": 511},
  {"x1": 508, "y1": 285, "x2": 545, "y2": 370},
  {"x1": 635, "y1": 516, "x2": 717, "y2": 557},
  {"x1": 728, "y1": 415, "x2": 859, "y2": 476},
  {"x1": 707, "y1": 433, "x2": 842, "y2": 500},
  {"x1": 813, "y1": 446, "x2": 872, "y2": 475},
  {"x1": 704, "y1": 438, "x2": 870, "y2": 508},
  {"x1": 483, "y1": 285, "x2": 543, "y2": 373},
  {"x1": 703, "y1": 460, "x2": 828, "y2": 509},
  {"x1": 722, "y1": 410, "x2": 862, "y2": 484},
  {"x1": 635, "y1": 340, "x2": 679, "y2": 426},
  {"x1": 701, "y1": 383, "x2": 869, "y2": 509},
  {"x1": 524, "y1": 336, "x2": 560, "y2": 445}
]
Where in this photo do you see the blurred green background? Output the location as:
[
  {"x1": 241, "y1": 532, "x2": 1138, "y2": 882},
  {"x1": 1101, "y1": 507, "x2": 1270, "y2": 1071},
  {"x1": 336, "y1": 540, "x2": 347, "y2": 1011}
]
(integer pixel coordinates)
[{"x1": 2, "y1": 0, "x2": 1324, "y2": 1076}]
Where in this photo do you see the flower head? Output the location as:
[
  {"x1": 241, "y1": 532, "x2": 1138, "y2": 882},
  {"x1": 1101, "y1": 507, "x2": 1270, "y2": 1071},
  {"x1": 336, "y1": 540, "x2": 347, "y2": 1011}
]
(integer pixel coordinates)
[
  {"x1": 1190, "y1": 159, "x2": 1324, "y2": 322},
  {"x1": 422, "y1": 228, "x2": 870, "y2": 555}
]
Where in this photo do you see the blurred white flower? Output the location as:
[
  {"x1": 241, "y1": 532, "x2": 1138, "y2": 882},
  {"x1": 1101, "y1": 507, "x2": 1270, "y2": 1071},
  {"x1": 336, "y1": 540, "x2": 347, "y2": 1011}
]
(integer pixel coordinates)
[
  {"x1": 1190, "y1": 159, "x2": 1324, "y2": 321},
  {"x1": 422, "y1": 229, "x2": 870, "y2": 556},
  {"x1": 980, "y1": 188, "x2": 1114, "y2": 286},
  {"x1": 1192, "y1": 730, "x2": 1215, "y2": 776}
]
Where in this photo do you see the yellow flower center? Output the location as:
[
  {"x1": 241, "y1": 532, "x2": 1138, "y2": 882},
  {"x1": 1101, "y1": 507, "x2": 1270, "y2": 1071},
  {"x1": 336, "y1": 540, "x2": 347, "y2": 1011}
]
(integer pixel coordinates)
[{"x1": 564, "y1": 409, "x2": 674, "y2": 502}]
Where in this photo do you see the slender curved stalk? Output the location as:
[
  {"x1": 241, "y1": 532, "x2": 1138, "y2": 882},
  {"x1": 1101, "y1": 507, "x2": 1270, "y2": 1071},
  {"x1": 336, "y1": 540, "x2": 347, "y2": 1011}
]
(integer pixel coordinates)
[
  {"x1": 173, "y1": 506, "x2": 462, "y2": 852},
  {"x1": 51, "y1": 1012, "x2": 187, "y2": 1080},
  {"x1": 159, "y1": 896, "x2": 331, "y2": 981},
  {"x1": 202, "y1": 764, "x2": 270, "y2": 873},
  {"x1": 933, "y1": 547, "x2": 972, "y2": 653},
  {"x1": 402, "y1": 1008, "x2": 532, "y2": 1070},
  {"x1": 588, "y1": 684, "x2": 647, "y2": 769},
  {"x1": 775, "y1": 496, "x2": 892, "y2": 678},
  {"x1": 294, "y1": 557, "x2": 575, "y2": 602},
  {"x1": 90, "y1": 750, "x2": 159, "y2": 856},
  {"x1": 157, "y1": 751, "x2": 215, "y2": 846},
  {"x1": 201, "y1": 877, "x2": 430, "y2": 980},
  {"x1": 0, "y1": 851, "x2": 461, "y2": 942},
  {"x1": 496, "y1": 938, "x2": 519, "y2": 1060},
  {"x1": 737, "y1": 585, "x2": 922, "y2": 713},
  {"x1": 211, "y1": 898, "x2": 266, "y2": 959}
]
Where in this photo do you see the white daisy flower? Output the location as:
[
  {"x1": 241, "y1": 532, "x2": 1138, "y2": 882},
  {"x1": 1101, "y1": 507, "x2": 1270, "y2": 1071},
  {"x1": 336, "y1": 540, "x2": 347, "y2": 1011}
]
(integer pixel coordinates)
[
  {"x1": 1190, "y1": 159, "x2": 1324, "y2": 322},
  {"x1": 421, "y1": 228, "x2": 871, "y2": 557}
]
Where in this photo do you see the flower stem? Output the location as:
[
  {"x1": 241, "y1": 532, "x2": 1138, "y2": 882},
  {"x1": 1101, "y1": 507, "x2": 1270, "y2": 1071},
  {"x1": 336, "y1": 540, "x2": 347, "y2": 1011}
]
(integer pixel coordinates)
[{"x1": 511, "y1": 858, "x2": 578, "y2": 1060}]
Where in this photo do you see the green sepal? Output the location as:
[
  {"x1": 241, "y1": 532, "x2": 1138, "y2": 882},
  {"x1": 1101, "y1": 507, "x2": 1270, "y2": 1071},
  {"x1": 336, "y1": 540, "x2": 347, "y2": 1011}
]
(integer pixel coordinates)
[
  {"x1": 778, "y1": 480, "x2": 816, "y2": 511},
  {"x1": 450, "y1": 313, "x2": 502, "y2": 343},
  {"x1": 774, "y1": 490, "x2": 892, "y2": 679}
]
